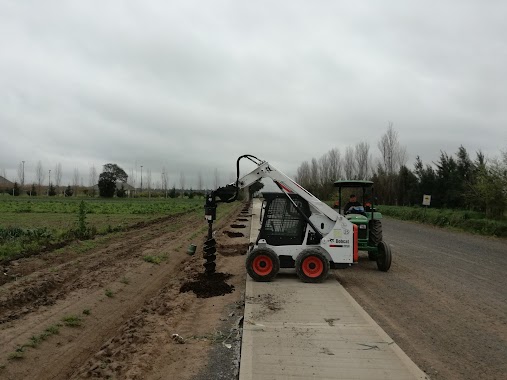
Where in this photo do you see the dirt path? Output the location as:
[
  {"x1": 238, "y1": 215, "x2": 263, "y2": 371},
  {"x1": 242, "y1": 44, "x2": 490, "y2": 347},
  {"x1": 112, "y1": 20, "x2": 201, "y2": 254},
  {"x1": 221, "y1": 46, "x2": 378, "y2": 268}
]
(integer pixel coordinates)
[
  {"x1": 0, "y1": 202, "x2": 250, "y2": 380},
  {"x1": 335, "y1": 218, "x2": 507, "y2": 380}
]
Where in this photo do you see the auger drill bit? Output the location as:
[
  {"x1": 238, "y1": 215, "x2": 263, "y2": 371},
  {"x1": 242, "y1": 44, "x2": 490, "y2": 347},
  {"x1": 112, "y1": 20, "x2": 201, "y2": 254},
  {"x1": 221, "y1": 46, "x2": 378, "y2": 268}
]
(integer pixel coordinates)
[
  {"x1": 204, "y1": 193, "x2": 217, "y2": 276},
  {"x1": 203, "y1": 237, "x2": 216, "y2": 275}
]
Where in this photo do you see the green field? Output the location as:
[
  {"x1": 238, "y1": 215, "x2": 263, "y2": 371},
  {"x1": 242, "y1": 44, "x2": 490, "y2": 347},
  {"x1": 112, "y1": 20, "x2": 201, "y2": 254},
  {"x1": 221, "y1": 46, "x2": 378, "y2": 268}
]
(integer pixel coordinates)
[{"x1": 0, "y1": 197, "x2": 205, "y2": 261}]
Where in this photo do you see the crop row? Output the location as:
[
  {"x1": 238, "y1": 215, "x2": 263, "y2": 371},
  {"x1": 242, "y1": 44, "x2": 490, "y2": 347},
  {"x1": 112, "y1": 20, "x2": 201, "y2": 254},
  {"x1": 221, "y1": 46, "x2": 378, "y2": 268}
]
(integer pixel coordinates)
[
  {"x1": 0, "y1": 198, "x2": 202, "y2": 214},
  {"x1": 379, "y1": 205, "x2": 507, "y2": 237}
]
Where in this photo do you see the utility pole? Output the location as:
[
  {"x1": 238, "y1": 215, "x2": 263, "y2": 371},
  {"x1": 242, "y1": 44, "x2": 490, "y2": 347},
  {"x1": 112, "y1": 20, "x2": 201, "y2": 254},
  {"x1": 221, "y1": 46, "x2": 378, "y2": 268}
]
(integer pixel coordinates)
[
  {"x1": 140, "y1": 165, "x2": 143, "y2": 192},
  {"x1": 22, "y1": 160, "x2": 25, "y2": 188},
  {"x1": 48, "y1": 169, "x2": 51, "y2": 196}
]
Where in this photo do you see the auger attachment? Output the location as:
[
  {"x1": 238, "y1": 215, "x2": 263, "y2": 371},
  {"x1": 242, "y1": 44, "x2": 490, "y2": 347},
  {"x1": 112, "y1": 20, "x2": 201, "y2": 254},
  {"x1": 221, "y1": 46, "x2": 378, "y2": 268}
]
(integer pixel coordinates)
[{"x1": 203, "y1": 193, "x2": 218, "y2": 276}]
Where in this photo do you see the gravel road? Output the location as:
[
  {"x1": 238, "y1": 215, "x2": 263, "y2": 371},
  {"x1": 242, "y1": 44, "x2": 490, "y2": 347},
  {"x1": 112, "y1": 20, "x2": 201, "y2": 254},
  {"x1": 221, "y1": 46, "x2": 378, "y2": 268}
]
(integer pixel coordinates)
[{"x1": 335, "y1": 218, "x2": 507, "y2": 380}]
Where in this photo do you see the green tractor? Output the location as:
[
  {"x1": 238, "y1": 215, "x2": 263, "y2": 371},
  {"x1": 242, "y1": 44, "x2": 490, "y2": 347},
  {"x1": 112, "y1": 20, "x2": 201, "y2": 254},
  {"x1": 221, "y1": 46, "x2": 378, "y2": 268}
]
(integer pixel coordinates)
[{"x1": 333, "y1": 180, "x2": 392, "y2": 271}]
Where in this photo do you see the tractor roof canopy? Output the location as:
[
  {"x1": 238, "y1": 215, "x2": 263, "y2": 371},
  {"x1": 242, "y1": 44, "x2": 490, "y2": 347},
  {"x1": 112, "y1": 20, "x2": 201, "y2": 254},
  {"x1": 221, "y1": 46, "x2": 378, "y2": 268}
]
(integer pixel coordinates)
[{"x1": 334, "y1": 180, "x2": 373, "y2": 188}]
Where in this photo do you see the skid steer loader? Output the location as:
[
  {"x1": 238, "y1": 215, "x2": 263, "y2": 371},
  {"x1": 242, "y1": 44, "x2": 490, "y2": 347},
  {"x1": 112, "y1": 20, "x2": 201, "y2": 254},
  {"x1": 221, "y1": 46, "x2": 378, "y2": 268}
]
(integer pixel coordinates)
[{"x1": 204, "y1": 155, "x2": 391, "y2": 283}]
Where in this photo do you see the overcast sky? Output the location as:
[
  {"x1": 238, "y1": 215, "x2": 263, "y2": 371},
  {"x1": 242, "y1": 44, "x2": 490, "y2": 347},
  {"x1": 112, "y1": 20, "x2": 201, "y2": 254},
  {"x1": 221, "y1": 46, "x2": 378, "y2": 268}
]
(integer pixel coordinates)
[{"x1": 1, "y1": 0, "x2": 506, "y2": 188}]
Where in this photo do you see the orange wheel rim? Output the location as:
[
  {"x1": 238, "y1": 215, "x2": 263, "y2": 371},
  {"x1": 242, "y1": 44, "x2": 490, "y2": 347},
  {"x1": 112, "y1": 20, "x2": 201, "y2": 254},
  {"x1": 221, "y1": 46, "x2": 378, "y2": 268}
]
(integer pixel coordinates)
[
  {"x1": 302, "y1": 256, "x2": 323, "y2": 278},
  {"x1": 252, "y1": 255, "x2": 273, "y2": 276}
]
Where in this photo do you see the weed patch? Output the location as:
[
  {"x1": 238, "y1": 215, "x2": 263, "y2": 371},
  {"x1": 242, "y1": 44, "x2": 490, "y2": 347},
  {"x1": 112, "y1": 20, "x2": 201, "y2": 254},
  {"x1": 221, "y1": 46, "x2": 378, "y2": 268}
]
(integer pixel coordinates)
[
  {"x1": 379, "y1": 205, "x2": 507, "y2": 237},
  {"x1": 62, "y1": 315, "x2": 82, "y2": 327},
  {"x1": 143, "y1": 254, "x2": 168, "y2": 265}
]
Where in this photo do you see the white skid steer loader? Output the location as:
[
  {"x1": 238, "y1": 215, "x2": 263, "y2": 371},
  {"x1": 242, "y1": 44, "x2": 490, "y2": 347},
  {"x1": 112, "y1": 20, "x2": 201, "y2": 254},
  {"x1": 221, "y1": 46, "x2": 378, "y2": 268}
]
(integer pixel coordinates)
[{"x1": 204, "y1": 155, "x2": 359, "y2": 283}]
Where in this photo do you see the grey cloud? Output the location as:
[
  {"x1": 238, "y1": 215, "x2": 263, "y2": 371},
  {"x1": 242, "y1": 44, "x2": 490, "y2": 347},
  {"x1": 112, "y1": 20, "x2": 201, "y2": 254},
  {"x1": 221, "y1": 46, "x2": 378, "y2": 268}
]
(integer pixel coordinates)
[{"x1": 1, "y1": 0, "x2": 506, "y2": 187}]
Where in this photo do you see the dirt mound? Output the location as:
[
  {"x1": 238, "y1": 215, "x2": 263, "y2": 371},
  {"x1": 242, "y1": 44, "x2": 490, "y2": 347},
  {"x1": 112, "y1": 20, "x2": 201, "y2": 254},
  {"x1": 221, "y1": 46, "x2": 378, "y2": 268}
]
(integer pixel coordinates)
[
  {"x1": 180, "y1": 273, "x2": 234, "y2": 298},
  {"x1": 224, "y1": 231, "x2": 244, "y2": 238},
  {"x1": 230, "y1": 224, "x2": 246, "y2": 228}
]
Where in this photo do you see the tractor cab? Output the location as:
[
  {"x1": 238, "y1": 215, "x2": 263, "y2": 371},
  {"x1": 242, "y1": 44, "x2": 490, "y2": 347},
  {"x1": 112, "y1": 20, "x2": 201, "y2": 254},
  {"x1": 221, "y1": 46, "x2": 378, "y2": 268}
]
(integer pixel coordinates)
[{"x1": 333, "y1": 180, "x2": 390, "y2": 270}]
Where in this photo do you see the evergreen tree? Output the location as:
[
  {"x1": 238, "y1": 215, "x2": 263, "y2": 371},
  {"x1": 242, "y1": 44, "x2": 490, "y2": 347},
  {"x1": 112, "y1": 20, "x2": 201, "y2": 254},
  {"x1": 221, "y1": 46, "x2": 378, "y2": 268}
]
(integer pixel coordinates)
[
  {"x1": 98, "y1": 163, "x2": 128, "y2": 198},
  {"x1": 65, "y1": 185, "x2": 74, "y2": 197}
]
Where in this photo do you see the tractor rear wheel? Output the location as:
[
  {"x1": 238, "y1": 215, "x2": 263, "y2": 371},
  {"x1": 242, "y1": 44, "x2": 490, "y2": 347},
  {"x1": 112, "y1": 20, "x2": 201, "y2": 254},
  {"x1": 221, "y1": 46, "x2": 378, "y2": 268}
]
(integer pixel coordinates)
[
  {"x1": 369, "y1": 219, "x2": 383, "y2": 246},
  {"x1": 376, "y1": 241, "x2": 392, "y2": 272},
  {"x1": 295, "y1": 248, "x2": 330, "y2": 283},
  {"x1": 246, "y1": 248, "x2": 280, "y2": 282}
]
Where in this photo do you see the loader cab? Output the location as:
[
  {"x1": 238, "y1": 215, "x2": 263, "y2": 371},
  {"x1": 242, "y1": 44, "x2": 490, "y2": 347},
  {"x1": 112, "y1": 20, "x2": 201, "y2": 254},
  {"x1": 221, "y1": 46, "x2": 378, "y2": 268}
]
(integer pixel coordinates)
[{"x1": 257, "y1": 192, "x2": 311, "y2": 246}]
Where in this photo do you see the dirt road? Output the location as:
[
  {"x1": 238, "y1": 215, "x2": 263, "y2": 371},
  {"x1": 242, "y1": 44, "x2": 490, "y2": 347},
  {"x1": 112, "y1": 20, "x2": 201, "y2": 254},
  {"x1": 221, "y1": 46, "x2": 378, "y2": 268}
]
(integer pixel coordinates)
[
  {"x1": 335, "y1": 218, "x2": 507, "y2": 380},
  {"x1": 0, "y1": 203, "x2": 250, "y2": 380}
]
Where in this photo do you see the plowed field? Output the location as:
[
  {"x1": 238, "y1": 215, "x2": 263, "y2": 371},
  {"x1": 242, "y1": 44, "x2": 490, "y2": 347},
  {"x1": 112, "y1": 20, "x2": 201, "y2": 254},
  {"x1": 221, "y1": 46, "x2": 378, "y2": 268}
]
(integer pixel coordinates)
[{"x1": 0, "y1": 202, "x2": 250, "y2": 380}]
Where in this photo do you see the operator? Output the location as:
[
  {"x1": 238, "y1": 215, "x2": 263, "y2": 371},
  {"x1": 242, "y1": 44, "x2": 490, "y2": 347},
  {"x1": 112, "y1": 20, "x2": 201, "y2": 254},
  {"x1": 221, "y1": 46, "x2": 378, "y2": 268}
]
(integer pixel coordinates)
[{"x1": 344, "y1": 194, "x2": 361, "y2": 213}]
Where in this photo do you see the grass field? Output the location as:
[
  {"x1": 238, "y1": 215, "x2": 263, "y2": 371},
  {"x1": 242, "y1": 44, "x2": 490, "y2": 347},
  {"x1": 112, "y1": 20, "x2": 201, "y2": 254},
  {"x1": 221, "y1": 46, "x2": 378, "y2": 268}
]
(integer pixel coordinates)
[
  {"x1": 378, "y1": 205, "x2": 507, "y2": 238},
  {"x1": 0, "y1": 197, "x2": 205, "y2": 261}
]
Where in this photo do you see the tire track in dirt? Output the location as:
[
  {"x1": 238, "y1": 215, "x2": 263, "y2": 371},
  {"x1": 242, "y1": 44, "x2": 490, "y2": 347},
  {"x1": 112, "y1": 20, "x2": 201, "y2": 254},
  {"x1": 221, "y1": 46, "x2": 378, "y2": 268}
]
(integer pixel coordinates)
[
  {"x1": 335, "y1": 218, "x2": 507, "y2": 380},
  {"x1": 0, "y1": 203, "x2": 246, "y2": 380}
]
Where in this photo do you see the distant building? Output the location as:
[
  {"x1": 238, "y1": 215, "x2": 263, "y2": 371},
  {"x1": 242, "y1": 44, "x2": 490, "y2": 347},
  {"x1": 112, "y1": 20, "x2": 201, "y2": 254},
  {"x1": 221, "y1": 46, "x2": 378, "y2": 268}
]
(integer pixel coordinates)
[{"x1": 0, "y1": 176, "x2": 14, "y2": 191}]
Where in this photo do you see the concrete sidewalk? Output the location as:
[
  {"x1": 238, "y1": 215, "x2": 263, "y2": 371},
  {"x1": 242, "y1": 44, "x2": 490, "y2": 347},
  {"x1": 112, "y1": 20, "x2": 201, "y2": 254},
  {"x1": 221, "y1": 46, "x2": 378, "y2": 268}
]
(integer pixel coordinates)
[{"x1": 239, "y1": 199, "x2": 428, "y2": 380}]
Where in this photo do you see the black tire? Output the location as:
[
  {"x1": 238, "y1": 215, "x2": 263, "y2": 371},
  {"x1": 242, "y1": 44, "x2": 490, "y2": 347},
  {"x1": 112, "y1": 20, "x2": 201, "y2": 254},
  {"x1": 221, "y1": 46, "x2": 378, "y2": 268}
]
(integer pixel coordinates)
[
  {"x1": 368, "y1": 252, "x2": 377, "y2": 261},
  {"x1": 246, "y1": 248, "x2": 280, "y2": 282},
  {"x1": 295, "y1": 248, "x2": 330, "y2": 283},
  {"x1": 376, "y1": 241, "x2": 392, "y2": 272},
  {"x1": 369, "y1": 219, "x2": 383, "y2": 246}
]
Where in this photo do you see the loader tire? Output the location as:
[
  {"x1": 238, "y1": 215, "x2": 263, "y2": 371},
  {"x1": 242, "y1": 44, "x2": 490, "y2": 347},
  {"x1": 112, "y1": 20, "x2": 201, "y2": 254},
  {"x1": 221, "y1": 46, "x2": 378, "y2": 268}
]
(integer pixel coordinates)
[
  {"x1": 295, "y1": 248, "x2": 330, "y2": 283},
  {"x1": 246, "y1": 248, "x2": 280, "y2": 282},
  {"x1": 369, "y1": 219, "x2": 383, "y2": 246},
  {"x1": 376, "y1": 241, "x2": 392, "y2": 272}
]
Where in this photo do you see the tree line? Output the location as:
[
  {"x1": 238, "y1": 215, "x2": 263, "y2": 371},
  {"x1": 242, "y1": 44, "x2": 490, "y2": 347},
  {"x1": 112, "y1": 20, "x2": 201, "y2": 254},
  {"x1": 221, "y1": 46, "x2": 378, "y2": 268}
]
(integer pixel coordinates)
[
  {"x1": 294, "y1": 124, "x2": 507, "y2": 217},
  {"x1": 1, "y1": 161, "x2": 235, "y2": 198}
]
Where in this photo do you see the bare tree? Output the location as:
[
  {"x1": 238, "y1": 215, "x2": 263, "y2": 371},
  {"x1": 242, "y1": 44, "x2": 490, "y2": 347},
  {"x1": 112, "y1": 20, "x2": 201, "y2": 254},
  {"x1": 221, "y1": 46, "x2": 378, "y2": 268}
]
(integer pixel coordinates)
[
  {"x1": 213, "y1": 169, "x2": 220, "y2": 189},
  {"x1": 377, "y1": 122, "x2": 408, "y2": 204},
  {"x1": 318, "y1": 154, "x2": 330, "y2": 187},
  {"x1": 0, "y1": 168, "x2": 6, "y2": 179},
  {"x1": 310, "y1": 157, "x2": 319, "y2": 187},
  {"x1": 146, "y1": 169, "x2": 152, "y2": 198},
  {"x1": 17, "y1": 162, "x2": 23, "y2": 187},
  {"x1": 180, "y1": 171, "x2": 186, "y2": 196},
  {"x1": 128, "y1": 167, "x2": 137, "y2": 196},
  {"x1": 377, "y1": 122, "x2": 407, "y2": 175},
  {"x1": 197, "y1": 172, "x2": 203, "y2": 192},
  {"x1": 73, "y1": 168, "x2": 80, "y2": 196},
  {"x1": 54, "y1": 163, "x2": 63, "y2": 194},
  {"x1": 328, "y1": 148, "x2": 342, "y2": 181},
  {"x1": 161, "y1": 167, "x2": 169, "y2": 198},
  {"x1": 355, "y1": 141, "x2": 371, "y2": 180},
  {"x1": 295, "y1": 160, "x2": 311, "y2": 188},
  {"x1": 344, "y1": 146, "x2": 356, "y2": 179},
  {"x1": 88, "y1": 165, "x2": 97, "y2": 196},
  {"x1": 36, "y1": 161, "x2": 45, "y2": 195}
]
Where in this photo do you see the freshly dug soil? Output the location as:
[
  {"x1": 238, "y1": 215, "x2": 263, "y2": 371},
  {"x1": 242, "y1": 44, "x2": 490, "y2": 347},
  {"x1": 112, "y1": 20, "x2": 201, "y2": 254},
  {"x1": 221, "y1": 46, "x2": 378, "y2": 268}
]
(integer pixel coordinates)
[
  {"x1": 180, "y1": 272, "x2": 234, "y2": 298},
  {"x1": 0, "y1": 202, "x2": 249, "y2": 380},
  {"x1": 224, "y1": 231, "x2": 244, "y2": 238},
  {"x1": 230, "y1": 224, "x2": 246, "y2": 228},
  {"x1": 218, "y1": 243, "x2": 249, "y2": 257}
]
